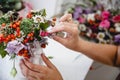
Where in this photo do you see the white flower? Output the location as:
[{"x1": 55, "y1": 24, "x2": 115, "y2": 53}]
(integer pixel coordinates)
[
  {"x1": 86, "y1": 29, "x2": 92, "y2": 37},
  {"x1": 97, "y1": 32, "x2": 105, "y2": 41},
  {"x1": 96, "y1": 10, "x2": 101, "y2": 15},
  {"x1": 114, "y1": 23, "x2": 120, "y2": 32},
  {"x1": 87, "y1": 13, "x2": 95, "y2": 21},
  {"x1": 78, "y1": 24, "x2": 86, "y2": 31},
  {"x1": 32, "y1": 15, "x2": 45, "y2": 23},
  {"x1": 99, "y1": 39, "x2": 107, "y2": 44}
]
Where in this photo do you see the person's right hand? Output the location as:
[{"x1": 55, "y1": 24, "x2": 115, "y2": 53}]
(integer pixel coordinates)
[{"x1": 49, "y1": 14, "x2": 81, "y2": 51}]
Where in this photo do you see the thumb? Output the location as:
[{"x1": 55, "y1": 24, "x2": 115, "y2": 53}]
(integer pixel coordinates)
[{"x1": 41, "y1": 53, "x2": 55, "y2": 69}]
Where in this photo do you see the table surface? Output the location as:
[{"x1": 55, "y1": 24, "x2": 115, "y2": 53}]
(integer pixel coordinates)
[{"x1": 0, "y1": 39, "x2": 93, "y2": 80}]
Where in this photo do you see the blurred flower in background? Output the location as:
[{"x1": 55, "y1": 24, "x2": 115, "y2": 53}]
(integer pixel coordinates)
[
  {"x1": 0, "y1": 0, "x2": 24, "y2": 15},
  {"x1": 0, "y1": 0, "x2": 33, "y2": 17},
  {"x1": 65, "y1": 0, "x2": 120, "y2": 45}
]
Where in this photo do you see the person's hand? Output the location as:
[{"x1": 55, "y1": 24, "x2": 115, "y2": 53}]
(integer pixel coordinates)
[
  {"x1": 20, "y1": 54, "x2": 63, "y2": 80},
  {"x1": 49, "y1": 14, "x2": 81, "y2": 51}
]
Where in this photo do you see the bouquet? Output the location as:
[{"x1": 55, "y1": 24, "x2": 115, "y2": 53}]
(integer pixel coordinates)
[
  {"x1": 0, "y1": 9, "x2": 56, "y2": 77},
  {"x1": 65, "y1": 0, "x2": 120, "y2": 45}
]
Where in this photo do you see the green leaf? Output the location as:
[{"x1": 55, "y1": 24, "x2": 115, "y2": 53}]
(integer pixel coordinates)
[
  {"x1": 47, "y1": 56, "x2": 53, "y2": 59},
  {"x1": 39, "y1": 22, "x2": 49, "y2": 30},
  {"x1": 0, "y1": 43, "x2": 7, "y2": 58},
  {"x1": 40, "y1": 9, "x2": 46, "y2": 16},
  {"x1": 34, "y1": 28, "x2": 42, "y2": 41},
  {"x1": 0, "y1": 16, "x2": 10, "y2": 25}
]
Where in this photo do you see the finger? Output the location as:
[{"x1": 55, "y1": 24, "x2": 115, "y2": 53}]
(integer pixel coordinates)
[
  {"x1": 52, "y1": 35, "x2": 68, "y2": 45},
  {"x1": 49, "y1": 22, "x2": 76, "y2": 33},
  {"x1": 20, "y1": 60, "x2": 43, "y2": 79},
  {"x1": 60, "y1": 14, "x2": 73, "y2": 22},
  {"x1": 20, "y1": 60, "x2": 37, "y2": 78},
  {"x1": 27, "y1": 76, "x2": 36, "y2": 80},
  {"x1": 41, "y1": 53, "x2": 56, "y2": 69},
  {"x1": 20, "y1": 60, "x2": 27, "y2": 76},
  {"x1": 23, "y1": 59, "x2": 46, "y2": 73}
]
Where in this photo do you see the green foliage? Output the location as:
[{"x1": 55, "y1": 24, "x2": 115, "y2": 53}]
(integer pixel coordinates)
[
  {"x1": 0, "y1": 43, "x2": 7, "y2": 58},
  {"x1": 0, "y1": 0, "x2": 23, "y2": 13},
  {"x1": 34, "y1": 28, "x2": 41, "y2": 41},
  {"x1": 20, "y1": 18, "x2": 34, "y2": 35},
  {"x1": 40, "y1": 22, "x2": 49, "y2": 31},
  {"x1": 40, "y1": 9, "x2": 47, "y2": 16},
  {"x1": 0, "y1": 16, "x2": 11, "y2": 25}
]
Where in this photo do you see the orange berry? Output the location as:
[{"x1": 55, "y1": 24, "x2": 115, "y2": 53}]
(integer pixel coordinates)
[
  {"x1": 30, "y1": 37, "x2": 34, "y2": 40},
  {"x1": 16, "y1": 33, "x2": 21, "y2": 37},
  {"x1": 52, "y1": 17, "x2": 56, "y2": 21},
  {"x1": 15, "y1": 21, "x2": 20, "y2": 26},
  {"x1": 41, "y1": 44, "x2": 46, "y2": 48},
  {"x1": 27, "y1": 33, "x2": 31, "y2": 37},
  {"x1": 10, "y1": 34, "x2": 16, "y2": 39},
  {"x1": 5, "y1": 37, "x2": 9, "y2": 43},
  {"x1": 27, "y1": 14, "x2": 32, "y2": 18},
  {"x1": 12, "y1": 24, "x2": 17, "y2": 28},
  {"x1": 23, "y1": 39, "x2": 28, "y2": 43},
  {"x1": 30, "y1": 32, "x2": 34, "y2": 36},
  {"x1": 0, "y1": 34, "x2": 4, "y2": 37},
  {"x1": 2, "y1": 23, "x2": 6, "y2": 27},
  {"x1": 7, "y1": 35, "x2": 11, "y2": 40},
  {"x1": 24, "y1": 49, "x2": 28, "y2": 53},
  {"x1": 16, "y1": 27, "x2": 20, "y2": 32}
]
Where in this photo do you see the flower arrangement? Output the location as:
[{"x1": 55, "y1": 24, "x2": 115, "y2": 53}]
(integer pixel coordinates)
[
  {"x1": 0, "y1": 9, "x2": 56, "y2": 77},
  {"x1": 66, "y1": 0, "x2": 120, "y2": 45}
]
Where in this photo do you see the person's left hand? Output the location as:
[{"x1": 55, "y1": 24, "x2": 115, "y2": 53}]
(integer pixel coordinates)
[{"x1": 20, "y1": 53, "x2": 63, "y2": 80}]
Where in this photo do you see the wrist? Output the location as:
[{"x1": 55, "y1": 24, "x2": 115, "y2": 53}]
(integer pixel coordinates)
[{"x1": 74, "y1": 37, "x2": 84, "y2": 52}]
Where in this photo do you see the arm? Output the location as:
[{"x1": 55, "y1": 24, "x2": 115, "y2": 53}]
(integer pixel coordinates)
[
  {"x1": 50, "y1": 14, "x2": 120, "y2": 67},
  {"x1": 77, "y1": 39, "x2": 118, "y2": 66}
]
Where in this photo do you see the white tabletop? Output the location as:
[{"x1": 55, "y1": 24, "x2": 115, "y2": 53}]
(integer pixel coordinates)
[
  {"x1": 0, "y1": 39, "x2": 93, "y2": 80},
  {"x1": 44, "y1": 39, "x2": 93, "y2": 80}
]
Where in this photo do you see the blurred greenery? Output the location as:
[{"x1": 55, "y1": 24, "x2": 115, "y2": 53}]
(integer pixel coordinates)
[{"x1": 0, "y1": 0, "x2": 24, "y2": 14}]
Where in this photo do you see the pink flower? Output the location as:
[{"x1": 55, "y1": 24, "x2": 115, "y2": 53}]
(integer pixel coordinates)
[
  {"x1": 101, "y1": 11, "x2": 110, "y2": 19},
  {"x1": 99, "y1": 20, "x2": 110, "y2": 29},
  {"x1": 112, "y1": 15, "x2": 120, "y2": 23},
  {"x1": 40, "y1": 31, "x2": 49, "y2": 37},
  {"x1": 78, "y1": 17, "x2": 86, "y2": 23}
]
